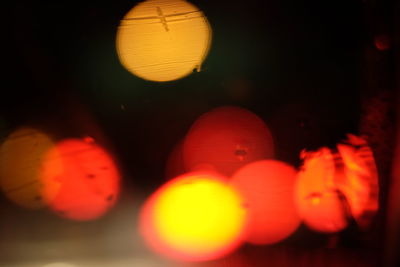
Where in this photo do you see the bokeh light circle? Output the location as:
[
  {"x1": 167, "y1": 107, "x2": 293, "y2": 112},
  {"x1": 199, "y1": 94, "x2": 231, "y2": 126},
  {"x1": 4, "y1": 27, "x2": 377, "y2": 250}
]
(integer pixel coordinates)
[
  {"x1": 0, "y1": 127, "x2": 55, "y2": 209},
  {"x1": 230, "y1": 160, "x2": 300, "y2": 245},
  {"x1": 183, "y1": 106, "x2": 274, "y2": 177},
  {"x1": 139, "y1": 172, "x2": 247, "y2": 261},
  {"x1": 40, "y1": 138, "x2": 120, "y2": 221},
  {"x1": 116, "y1": 0, "x2": 212, "y2": 82}
]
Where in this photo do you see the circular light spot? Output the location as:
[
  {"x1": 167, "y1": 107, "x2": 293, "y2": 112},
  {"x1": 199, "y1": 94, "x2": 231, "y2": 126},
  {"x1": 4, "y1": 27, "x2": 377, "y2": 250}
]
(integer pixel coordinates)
[
  {"x1": 116, "y1": 0, "x2": 212, "y2": 82},
  {"x1": 183, "y1": 106, "x2": 274, "y2": 177},
  {"x1": 41, "y1": 138, "x2": 120, "y2": 221},
  {"x1": 139, "y1": 172, "x2": 247, "y2": 261},
  {"x1": 230, "y1": 160, "x2": 300, "y2": 245},
  {"x1": 0, "y1": 127, "x2": 56, "y2": 209}
]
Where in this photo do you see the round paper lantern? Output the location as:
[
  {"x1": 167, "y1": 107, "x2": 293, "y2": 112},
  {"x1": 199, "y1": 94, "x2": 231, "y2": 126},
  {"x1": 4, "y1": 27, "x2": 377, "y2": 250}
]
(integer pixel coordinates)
[
  {"x1": 183, "y1": 106, "x2": 274, "y2": 177},
  {"x1": 230, "y1": 160, "x2": 300, "y2": 245},
  {"x1": 116, "y1": 0, "x2": 212, "y2": 82},
  {"x1": 40, "y1": 138, "x2": 120, "y2": 221},
  {"x1": 139, "y1": 172, "x2": 247, "y2": 261},
  {"x1": 295, "y1": 148, "x2": 348, "y2": 233},
  {"x1": 0, "y1": 127, "x2": 56, "y2": 209}
]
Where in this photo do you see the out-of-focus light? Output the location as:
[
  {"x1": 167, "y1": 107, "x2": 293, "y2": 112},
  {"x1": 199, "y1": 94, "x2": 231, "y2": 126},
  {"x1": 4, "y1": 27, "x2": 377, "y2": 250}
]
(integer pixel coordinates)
[
  {"x1": 230, "y1": 160, "x2": 300, "y2": 245},
  {"x1": 116, "y1": 0, "x2": 212, "y2": 82},
  {"x1": 0, "y1": 127, "x2": 55, "y2": 209},
  {"x1": 295, "y1": 148, "x2": 348, "y2": 233},
  {"x1": 139, "y1": 172, "x2": 247, "y2": 262},
  {"x1": 374, "y1": 34, "x2": 391, "y2": 51},
  {"x1": 40, "y1": 138, "x2": 120, "y2": 221},
  {"x1": 183, "y1": 106, "x2": 274, "y2": 177},
  {"x1": 335, "y1": 134, "x2": 379, "y2": 229}
]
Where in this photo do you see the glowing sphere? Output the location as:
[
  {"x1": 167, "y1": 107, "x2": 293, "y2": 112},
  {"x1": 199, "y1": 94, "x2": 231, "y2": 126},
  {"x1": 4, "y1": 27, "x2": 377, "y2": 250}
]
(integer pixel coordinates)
[
  {"x1": 374, "y1": 34, "x2": 391, "y2": 51},
  {"x1": 40, "y1": 138, "x2": 120, "y2": 221},
  {"x1": 0, "y1": 127, "x2": 56, "y2": 209},
  {"x1": 230, "y1": 160, "x2": 300, "y2": 245},
  {"x1": 116, "y1": 0, "x2": 212, "y2": 82},
  {"x1": 139, "y1": 172, "x2": 247, "y2": 261},
  {"x1": 183, "y1": 106, "x2": 274, "y2": 177},
  {"x1": 295, "y1": 148, "x2": 348, "y2": 233}
]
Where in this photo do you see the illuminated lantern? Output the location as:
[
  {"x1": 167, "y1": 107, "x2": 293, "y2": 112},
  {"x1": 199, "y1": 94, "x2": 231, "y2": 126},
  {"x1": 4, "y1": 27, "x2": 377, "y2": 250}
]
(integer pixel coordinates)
[
  {"x1": 116, "y1": 0, "x2": 212, "y2": 82},
  {"x1": 295, "y1": 148, "x2": 348, "y2": 233},
  {"x1": 183, "y1": 106, "x2": 274, "y2": 177},
  {"x1": 335, "y1": 134, "x2": 379, "y2": 229},
  {"x1": 40, "y1": 138, "x2": 120, "y2": 221},
  {"x1": 230, "y1": 160, "x2": 300, "y2": 245},
  {"x1": 139, "y1": 172, "x2": 247, "y2": 261},
  {"x1": 0, "y1": 127, "x2": 56, "y2": 209}
]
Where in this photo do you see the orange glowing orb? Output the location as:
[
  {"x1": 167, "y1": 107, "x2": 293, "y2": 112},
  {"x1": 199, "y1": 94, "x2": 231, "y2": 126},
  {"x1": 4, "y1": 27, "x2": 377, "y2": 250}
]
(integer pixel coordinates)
[
  {"x1": 0, "y1": 127, "x2": 56, "y2": 209},
  {"x1": 139, "y1": 172, "x2": 247, "y2": 261},
  {"x1": 116, "y1": 0, "x2": 212, "y2": 82},
  {"x1": 230, "y1": 160, "x2": 300, "y2": 245},
  {"x1": 295, "y1": 148, "x2": 348, "y2": 233},
  {"x1": 40, "y1": 138, "x2": 120, "y2": 221},
  {"x1": 335, "y1": 134, "x2": 379, "y2": 229},
  {"x1": 183, "y1": 106, "x2": 274, "y2": 177}
]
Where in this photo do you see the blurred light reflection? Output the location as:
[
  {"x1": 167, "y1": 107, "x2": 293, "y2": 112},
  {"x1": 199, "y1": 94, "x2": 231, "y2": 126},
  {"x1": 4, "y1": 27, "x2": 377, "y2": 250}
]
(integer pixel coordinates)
[{"x1": 40, "y1": 138, "x2": 120, "y2": 221}]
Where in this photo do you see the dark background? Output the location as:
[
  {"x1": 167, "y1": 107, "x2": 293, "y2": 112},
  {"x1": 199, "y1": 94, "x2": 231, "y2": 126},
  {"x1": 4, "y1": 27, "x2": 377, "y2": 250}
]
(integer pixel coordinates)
[{"x1": 0, "y1": 0, "x2": 396, "y2": 266}]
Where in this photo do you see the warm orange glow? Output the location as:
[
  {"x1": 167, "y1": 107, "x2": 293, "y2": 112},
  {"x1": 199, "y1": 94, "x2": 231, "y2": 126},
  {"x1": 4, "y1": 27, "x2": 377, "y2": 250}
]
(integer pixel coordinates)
[
  {"x1": 295, "y1": 148, "x2": 348, "y2": 233},
  {"x1": 116, "y1": 0, "x2": 212, "y2": 82},
  {"x1": 230, "y1": 160, "x2": 300, "y2": 245},
  {"x1": 183, "y1": 106, "x2": 274, "y2": 177},
  {"x1": 40, "y1": 138, "x2": 120, "y2": 221},
  {"x1": 139, "y1": 172, "x2": 247, "y2": 261},
  {"x1": 0, "y1": 127, "x2": 56, "y2": 209},
  {"x1": 335, "y1": 134, "x2": 379, "y2": 229}
]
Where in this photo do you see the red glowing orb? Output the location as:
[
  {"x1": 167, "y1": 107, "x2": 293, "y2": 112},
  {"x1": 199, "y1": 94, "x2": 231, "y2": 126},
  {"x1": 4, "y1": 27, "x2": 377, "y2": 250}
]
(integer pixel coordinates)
[
  {"x1": 40, "y1": 138, "x2": 120, "y2": 221},
  {"x1": 230, "y1": 160, "x2": 300, "y2": 245},
  {"x1": 139, "y1": 172, "x2": 247, "y2": 262},
  {"x1": 183, "y1": 106, "x2": 274, "y2": 176},
  {"x1": 295, "y1": 148, "x2": 348, "y2": 233},
  {"x1": 374, "y1": 34, "x2": 391, "y2": 51}
]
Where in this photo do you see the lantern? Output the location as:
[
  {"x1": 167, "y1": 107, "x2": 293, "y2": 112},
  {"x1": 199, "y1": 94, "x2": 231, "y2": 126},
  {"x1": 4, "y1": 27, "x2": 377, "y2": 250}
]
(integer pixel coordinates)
[
  {"x1": 0, "y1": 127, "x2": 56, "y2": 209},
  {"x1": 139, "y1": 171, "x2": 247, "y2": 261},
  {"x1": 335, "y1": 134, "x2": 379, "y2": 229},
  {"x1": 116, "y1": 0, "x2": 212, "y2": 82},
  {"x1": 230, "y1": 160, "x2": 300, "y2": 245},
  {"x1": 295, "y1": 148, "x2": 348, "y2": 233},
  {"x1": 183, "y1": 106, "x2": 274, "y2": 177},
  {"x1": 40, "y1": 138, "x2": 120, "y2": 221}
]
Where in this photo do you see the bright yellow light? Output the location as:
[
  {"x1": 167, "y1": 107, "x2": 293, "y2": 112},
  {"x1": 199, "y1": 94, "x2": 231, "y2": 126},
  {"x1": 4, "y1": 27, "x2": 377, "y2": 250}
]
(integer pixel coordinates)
[
  {"x1": 140, "y1": 173, "x2": 247, "y2": 261},
  {"x1": 0, "y1": 127, "x2": 57, "y2": 209},
  {"x1": 116, "y1": 0, "x2": 212, "y2": 82}
]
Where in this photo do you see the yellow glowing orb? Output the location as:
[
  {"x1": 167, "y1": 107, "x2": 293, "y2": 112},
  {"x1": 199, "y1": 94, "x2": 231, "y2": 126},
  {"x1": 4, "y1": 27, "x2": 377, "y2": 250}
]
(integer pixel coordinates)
[
  {"x1": 0, "y1": 127, "x2": 57, "y2": 209},
  {"x1": 140, "y1": 172, "x2": 247, "y2": 261},
  {"x1": 116, "y1": 0, "x2": 212, "y2": 82}
]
